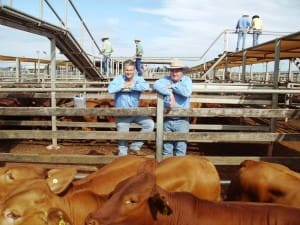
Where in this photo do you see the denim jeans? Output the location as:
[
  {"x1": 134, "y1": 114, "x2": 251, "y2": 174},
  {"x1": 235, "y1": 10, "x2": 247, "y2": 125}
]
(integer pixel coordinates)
[
  {"x1": 102, "y1": 54, "x2": 111, "y2": 75},
  {"x1": 163, "y1": 117, "x2": 189, "y2": 156},
  {"x1": 116, "y1": 116, "x2": 154, "y2": 156},
  {"x1": 236, "y1": 30, "x2": 247, "y2": 50},
  {"x1": 135, "y1": 58, "x2": 143, "y2": 76},
  {"x1": 252, "y1": 30, "x2": 261, "y2": 46}
]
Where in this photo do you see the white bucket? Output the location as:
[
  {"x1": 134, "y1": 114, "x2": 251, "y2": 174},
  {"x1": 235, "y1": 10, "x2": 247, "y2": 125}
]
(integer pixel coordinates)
[{"x1": 74, "y1": 94, "x2": 86, "y2": 108}]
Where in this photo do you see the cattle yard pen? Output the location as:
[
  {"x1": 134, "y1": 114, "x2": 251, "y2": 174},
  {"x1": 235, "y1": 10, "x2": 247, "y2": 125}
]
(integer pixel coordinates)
[{"x1": 0, "y1": 81, "x2": 299, "y2": 174}]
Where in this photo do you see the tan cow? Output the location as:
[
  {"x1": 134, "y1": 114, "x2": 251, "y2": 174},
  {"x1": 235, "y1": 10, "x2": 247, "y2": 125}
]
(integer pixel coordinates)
[
  {"x1": 226, "y1": 160, "x2": 300, "y2": 207},
  {"x1": 86, "y1": 171, "x2": 300, "y2": 225},
  {"x1": 0, "y1": 165, "x2": 77, "y2": 201},
  {"x1": 71, "y1": 155, "x2": 221, "y2": 201},
  {"x1": 70, "y1": 155, "x2": 151, "y2": 194},
  {"x1": 0, "y1": 156, "x2": 220, "y2": 225},
  {"x1": 0, "y1": 179, "x2": 106, "y2": 225}
]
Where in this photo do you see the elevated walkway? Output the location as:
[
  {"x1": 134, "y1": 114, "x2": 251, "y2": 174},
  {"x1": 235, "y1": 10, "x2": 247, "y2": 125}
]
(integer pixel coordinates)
[
  {"x1": 191, "y1": 31, "x2": 300, "y2": 77},
  {"x1": 0, "y1": 4, "x2": 103, "y2": 81}
]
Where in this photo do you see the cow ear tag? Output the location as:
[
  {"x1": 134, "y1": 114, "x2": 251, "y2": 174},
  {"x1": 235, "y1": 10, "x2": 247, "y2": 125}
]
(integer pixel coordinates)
[{"x1": 58, "y1": 218, "x2": 68, "y2": 225}]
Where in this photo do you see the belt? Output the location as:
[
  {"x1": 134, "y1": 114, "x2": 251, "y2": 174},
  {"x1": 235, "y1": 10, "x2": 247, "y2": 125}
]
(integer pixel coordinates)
[{"x1": 166, "y1": 117, "x2": 188, "y2": 121}]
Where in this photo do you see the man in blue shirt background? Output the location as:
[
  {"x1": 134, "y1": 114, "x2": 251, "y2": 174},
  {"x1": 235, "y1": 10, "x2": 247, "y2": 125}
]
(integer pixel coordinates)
[
  {"x1": 235, "y1": 13, "x2": 251, "y2": 51},
  {"x1": 108, "y1": 59, "x2": 154, "y2": 156},
  {"x1": 153, "y1": 58, "x2": 192, "y2": 156}
]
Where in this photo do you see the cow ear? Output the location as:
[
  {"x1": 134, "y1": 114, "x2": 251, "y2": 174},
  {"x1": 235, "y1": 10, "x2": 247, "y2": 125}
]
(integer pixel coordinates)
[
  {"x1": 47, "y1": 208, "x2": 72, "y2": 225},
  {"x1": 46, "y1": 167, "x2": 77, "y2": 194},
  {"x1": 148, "y1": 193, "x2": 172, "y2": 219}
]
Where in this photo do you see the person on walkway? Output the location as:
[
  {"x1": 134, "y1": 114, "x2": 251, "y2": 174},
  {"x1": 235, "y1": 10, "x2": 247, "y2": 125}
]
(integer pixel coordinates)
[
  {"x1": 153, "y1": 58, "x2": 192, "y2": 156},
  {"x1": 250, "y1": 15, "x2": 263, "y2": 46},
  {"x1": 235, "y1": 13, "x2": 251, "y2": 51},
  {"x1": 134, "y1": 38, "x2": 143, "y2": 76},
  {"x1": 108, "y1": 59, "x2": 154, "y2": 156},
  {"x1": 101, "y1": 36, "x2": 113, "y2": 77}
]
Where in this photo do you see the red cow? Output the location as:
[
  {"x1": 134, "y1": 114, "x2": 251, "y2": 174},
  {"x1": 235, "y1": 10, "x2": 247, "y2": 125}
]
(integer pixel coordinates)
[
  {"x1": 226, "y1": 160, "x2": 300, "y2": 207},
  {"x1": 86, "y1": 171, "x2": 300, "y2": 225},
  {"x1": 82, "y1": 98, "x2": 115, "y2": 131},
  {"x1": 0, "y1": 179, "x2": 106, "y2": 225},
  {"x1": 70, "y1": 156, "x2": 151, "y2": 195},
  {"x1": 0, "y1": 165, "x2": 76, "y2": 201},
  {"x1": 71, "y1": 155, "x2": 221, "y2": 201}
]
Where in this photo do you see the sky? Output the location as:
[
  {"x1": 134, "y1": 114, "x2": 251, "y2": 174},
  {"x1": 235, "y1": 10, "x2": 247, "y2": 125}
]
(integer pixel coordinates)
[{"x1": 0, "y1": 0, "x2": 300, "y2": 68}]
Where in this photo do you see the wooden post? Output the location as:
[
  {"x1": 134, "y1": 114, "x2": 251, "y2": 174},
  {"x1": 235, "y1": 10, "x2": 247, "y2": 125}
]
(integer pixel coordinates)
[{"x1": 155, "y1": 93, "x2": 164, "y2": 162}]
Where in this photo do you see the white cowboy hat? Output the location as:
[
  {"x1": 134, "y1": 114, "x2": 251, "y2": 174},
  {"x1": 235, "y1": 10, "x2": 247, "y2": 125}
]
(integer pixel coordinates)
[
  {"x1": 168, "y1": 58, "x2": 184, "y2": 69},
  {"x1": 134, "y1": 38, "x2": 141, "y2": 42}
]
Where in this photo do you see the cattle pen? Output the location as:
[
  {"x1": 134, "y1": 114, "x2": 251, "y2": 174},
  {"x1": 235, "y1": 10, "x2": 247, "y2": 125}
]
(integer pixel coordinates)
[{"x1": 0, "y1": 1, "x2": 300, "y2": 196}]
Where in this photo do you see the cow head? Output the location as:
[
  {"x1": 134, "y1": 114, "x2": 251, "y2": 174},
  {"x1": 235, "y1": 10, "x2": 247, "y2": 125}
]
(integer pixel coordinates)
[
  {"x1": 0, "y1": 167, "x2": 77, "y2": 225},
  {"x1": 47, "y1": 208, "x2": 72, "y2": 225},
  {"x1": 85, "y1": 171, "x2": 172, "y2": 225},
  {"x1": 0, "y1": 165, "x2": 47, "y2": 200}
]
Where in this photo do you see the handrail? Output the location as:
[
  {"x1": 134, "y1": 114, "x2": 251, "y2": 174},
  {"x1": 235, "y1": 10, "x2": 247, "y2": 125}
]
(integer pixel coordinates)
[
  {"x1": 43, "y1": 0, "x2": 65, "y2": 27},
  {"x1": 66, "y1": 0, "x2": 103, "y2": 56},
  {"x1": 198, "y1": 29, "x2": 293, "y2": 65}
]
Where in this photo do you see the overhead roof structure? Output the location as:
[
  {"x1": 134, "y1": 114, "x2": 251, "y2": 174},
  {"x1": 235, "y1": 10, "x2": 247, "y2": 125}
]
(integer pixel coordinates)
[
  {"x1": 0, "y1": 5, "x2": 103, "y2": 80},
  {"x1": 191, "y1": 31, "x2": 300, "y2": 72}
]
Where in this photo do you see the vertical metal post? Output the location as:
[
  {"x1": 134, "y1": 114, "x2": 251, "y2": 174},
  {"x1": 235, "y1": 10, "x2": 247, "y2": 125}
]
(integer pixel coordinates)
[
  {"x1": 15, "y1": 57, "x2": 20, "y2": 82},
  {"x1": 288, "y1": 59, "x2": 292, "y2": 82},
  {"x1": 241, "y1": 50, "x2": 247, "y2": 82},
  {"x1": 40, "y1": 0, "x2": 43, "y2": 20},
  {"x1": 265, "y1": 62, "x2": 269, "y2": 83},
  {"x1": 64, "y1": 0, "x2": 68, "y2": 29},
  {"x1": 37, "y1": 59, "x2": 41, "y2": 82},
  {"x1": 250, "y1": 64, "x2": 253, "y2": 81},
  {"x1": 47, "y1": 38, "x2": 59, "y2": 150},
  {"x1": 223, "y1": 30, "x2": 228, "y2": 52},
  {"x1": 224, "y1": 56, "x2": 228, "y2": 81},
  {"x1": 268, "y1": 39, "x2": 280, "y2": 156},
  {"x1": 155, "y1": 93, "x2": 164, "y2": 162}
]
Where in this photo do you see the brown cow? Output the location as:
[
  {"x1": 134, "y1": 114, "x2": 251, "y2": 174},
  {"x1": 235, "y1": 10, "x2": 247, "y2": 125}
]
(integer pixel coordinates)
[
  {"x1": 70, "y1": 155, "x2": 151, "y2": 194},
  {"x1": 86, "y1": 171, "x2": 300, "y2": 225},
  {"x1": 71, "y1": 155, "x2": 221, "y2": 201},
  {"x1": 0, "y1": 165, "x2": 76, "y2": 201},
  {"x1": 226, "y1": 160, "x2": 300, "y2": 207},
  {"x1": 0, "y1": 156, "x2": 220, "y2": 225},
  {"x1": 0, "y1": 179, "x2": 106, "y2": 225}
]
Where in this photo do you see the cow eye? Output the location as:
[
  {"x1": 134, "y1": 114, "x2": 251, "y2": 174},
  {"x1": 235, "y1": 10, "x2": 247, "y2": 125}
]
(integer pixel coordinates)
[
  {"x1": 6, "y1": 210, "x2": 21, "y2": 220},
  {"x1": 6, "y1": 172, "x2": 15, "y2": 181},
  {"x1": 124, "y1": 197, "x2": 137, "y2": 205}
]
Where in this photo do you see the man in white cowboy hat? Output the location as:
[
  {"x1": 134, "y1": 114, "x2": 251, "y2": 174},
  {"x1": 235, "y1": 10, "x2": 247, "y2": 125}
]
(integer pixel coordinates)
[
  {"x1": 101, "y1": 36, "x2": 113, "y2": 76},
  {"x1": 235, "y1": 13, "x2": 250, "y2": 51},
  {"x1": 134, "y1": 38, "x2": 143, "y2": 76},
  {"x1": 153, "y1": 58, "x2": 192, "y2": 156}
]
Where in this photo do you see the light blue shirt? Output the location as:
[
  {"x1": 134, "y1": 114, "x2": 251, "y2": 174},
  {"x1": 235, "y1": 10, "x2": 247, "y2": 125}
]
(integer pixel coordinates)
[
  {"x1": 236, "y1": 16, "x2": 250, "y2": 30},
  {"x1": 153, "y1": 75, "x2": 192, "y2": 108},
  {"x1": 108, "y1": 74, "x2": 150, "y2": 108}
]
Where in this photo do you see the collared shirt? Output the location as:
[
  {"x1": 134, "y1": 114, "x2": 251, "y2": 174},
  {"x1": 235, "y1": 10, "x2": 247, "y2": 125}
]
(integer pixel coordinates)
[
  {"x1": 135, "y1": 43, "x2": 143, "y2": 58},
  {"x1": 102, "y1": 40, "x2": 113, "y2": 56},
  {"x1": 108, "y1": 74, "x2": 150, "y2": 108},
  {"x1": 153, "y1": 75, "x2": 192, "y2": 108},
  {"x1": 236, "y1": 16, "x2": 250, "y2": 30},
  {"x1": 251, "y1": 18, "x2": 263, "y2": 31}
]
